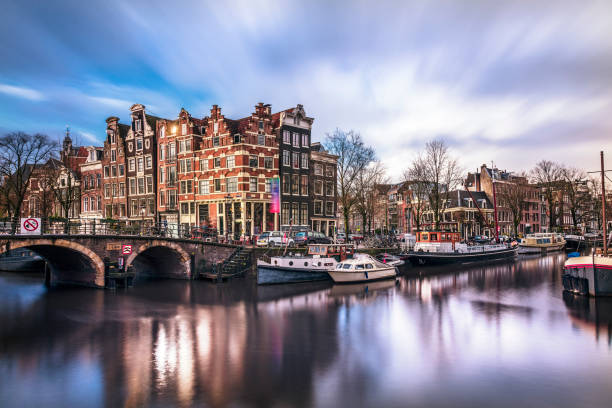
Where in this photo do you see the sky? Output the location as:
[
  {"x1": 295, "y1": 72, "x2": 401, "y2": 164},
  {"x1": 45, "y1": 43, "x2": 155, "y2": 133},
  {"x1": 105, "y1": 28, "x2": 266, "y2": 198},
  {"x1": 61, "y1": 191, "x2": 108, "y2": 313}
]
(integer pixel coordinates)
[{"x1": 1, "y1": 0, "x2": 611, "y2": 180}]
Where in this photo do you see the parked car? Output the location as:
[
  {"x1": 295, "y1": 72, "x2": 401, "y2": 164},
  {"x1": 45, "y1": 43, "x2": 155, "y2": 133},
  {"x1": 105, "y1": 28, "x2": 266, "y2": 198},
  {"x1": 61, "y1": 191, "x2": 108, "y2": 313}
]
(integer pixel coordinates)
[
  {"x1": 256, "y1": 231, "x2": 295, "y2": 247},
  {"x1": 294, "y1": 231, "x2": 332, "y2": 246}
]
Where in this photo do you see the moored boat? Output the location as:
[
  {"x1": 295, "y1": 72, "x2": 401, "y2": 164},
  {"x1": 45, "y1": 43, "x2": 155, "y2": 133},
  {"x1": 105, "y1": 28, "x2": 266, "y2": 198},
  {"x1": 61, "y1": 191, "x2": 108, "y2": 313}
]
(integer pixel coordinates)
[
  {"x1": 257, "y1": 244, "x2": 355, "y2": 285},
  {"x1": 563, "y1": 253, "x2": 612, "y2": 296},
  {"x1": 375, "y1": 253, "x2": 405, "y2": 267},
  {"x1": 518, "y1": 233, "x2": 566, "y2": 254},
  {"x1": 0, "y1": 248, "x2": 45, "y2": 272},
  {"x1": 406, "y1": 231, "x2": 517, "y2": 265},
  {"x1": 328, "y1": 254, "x2": 397, "y2": 283}
]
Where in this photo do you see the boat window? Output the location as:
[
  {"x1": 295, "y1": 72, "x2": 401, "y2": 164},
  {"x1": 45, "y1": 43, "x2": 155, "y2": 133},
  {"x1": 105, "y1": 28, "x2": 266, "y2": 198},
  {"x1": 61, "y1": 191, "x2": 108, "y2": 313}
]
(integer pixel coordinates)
[
  {"x1": 342, "y1": 264, "x2": 352, "y2": 269},
  {"x1": 430, "y1": 233, "x2": 438, "y2": 241},
  {"x1": 366, "y1": 264, "x2": 374, "y2": 269},
  {"x1": 274, "y1": 260, "x2": 278, "y2": 265},
  {"x1": 356, "y1": 264, "x2": 365, "y2": 269},
  {"x1": 421, "y1": 232, "x2": 428, "y2": 241},
  {"x1": 289, "y1": 261, "x2": 293, "y2": 266},
  {"x1": 318, "y1": 262, "x2": 322, "y2": 266},
  {"x1": 336, "y1": 264, "x2": 343, "y2": 269}
]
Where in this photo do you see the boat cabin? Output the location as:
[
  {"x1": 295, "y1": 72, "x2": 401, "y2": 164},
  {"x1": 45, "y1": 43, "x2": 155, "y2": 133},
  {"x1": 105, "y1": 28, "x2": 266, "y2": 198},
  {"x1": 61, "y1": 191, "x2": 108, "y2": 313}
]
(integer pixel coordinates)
[
  {"x1": 308, "y1": 244, "x2": 355, "y2": 261},
  {"x1": 416, "y1": 231, "x2": 461, "y2": 243}
]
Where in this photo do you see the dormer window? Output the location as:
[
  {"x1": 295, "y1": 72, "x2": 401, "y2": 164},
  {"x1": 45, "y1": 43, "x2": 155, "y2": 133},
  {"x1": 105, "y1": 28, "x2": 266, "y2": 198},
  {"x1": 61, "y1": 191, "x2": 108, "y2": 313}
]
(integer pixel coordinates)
[
  {"x1": 135, "y1": 119, "x2": 142, "y2": 132},
  {"x1": 136, "y1": 138, "x2": 143, "y2": 151},
  {"x1": 234, "y1": 134, "x2": 241, "y2": 143},
  {"x1": 182, "y1": 124, "x2": 187, "y2": 135},
  {"x1": 160, "y1": 127, "x2": 165, "y2": 138},
  {"x1": 108, "y1": 130, "x2": 115, "y2": 144},
  {"x1": 258, "y1": 120, "x2": 264, "y2": 131}
]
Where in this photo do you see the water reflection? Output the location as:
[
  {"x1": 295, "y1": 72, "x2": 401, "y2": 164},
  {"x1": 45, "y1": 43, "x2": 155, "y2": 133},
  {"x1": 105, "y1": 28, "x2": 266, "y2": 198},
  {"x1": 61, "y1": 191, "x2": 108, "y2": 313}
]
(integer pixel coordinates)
[{"x1": 1, "y1": 254, "x2": 612, "y2": 407}]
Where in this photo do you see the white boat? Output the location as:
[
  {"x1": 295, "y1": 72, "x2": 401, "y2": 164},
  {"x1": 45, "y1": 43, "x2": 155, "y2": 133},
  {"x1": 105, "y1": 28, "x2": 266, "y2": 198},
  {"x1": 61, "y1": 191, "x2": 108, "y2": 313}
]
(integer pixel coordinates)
[
  {"x1": 518, "y1": 233, "x2": 566, "y2": 254},
  {"x1": 563, "y1": 253, "x2": 612, "y2": 296},
  {"x1": 257, "y1": 244, "x2": 355, "y2": 284},
  {"x1": 375, "y1": 253, "x2": 405, "y2": 267},
  {"x1": 328, "y1": 255, "x2": 397, "y2": 283}
]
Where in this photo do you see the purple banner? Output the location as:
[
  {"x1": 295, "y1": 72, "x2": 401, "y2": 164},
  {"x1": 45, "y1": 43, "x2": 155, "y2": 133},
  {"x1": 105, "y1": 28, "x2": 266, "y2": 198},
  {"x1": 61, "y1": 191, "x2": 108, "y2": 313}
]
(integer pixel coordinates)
[{"x1": 270, "y1": 177, "x2": 280, "y2": 213}]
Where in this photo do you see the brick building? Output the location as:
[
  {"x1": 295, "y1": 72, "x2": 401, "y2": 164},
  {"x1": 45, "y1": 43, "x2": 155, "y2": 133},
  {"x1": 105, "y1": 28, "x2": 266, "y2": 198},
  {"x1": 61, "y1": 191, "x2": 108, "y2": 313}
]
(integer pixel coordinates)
[
  {"x1": 102, "y1": 116, "x2": 129, "y2": 220},
  {"x1": 79, "y1": 146, "x2": 104, "y2": 226},
  {"x1": 272, "y1": 105, "x2": 313, "y2": 230},
  {"x1": 309, "y1": 142, "x2": 338, "y2": 236}
]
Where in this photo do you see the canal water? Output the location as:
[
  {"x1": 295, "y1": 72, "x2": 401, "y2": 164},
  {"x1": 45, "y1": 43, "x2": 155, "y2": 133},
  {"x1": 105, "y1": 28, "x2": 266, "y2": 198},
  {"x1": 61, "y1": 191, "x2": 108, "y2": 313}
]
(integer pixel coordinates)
[{"x1": 1, "y1": 253, "x2": 611, "y2": 408}]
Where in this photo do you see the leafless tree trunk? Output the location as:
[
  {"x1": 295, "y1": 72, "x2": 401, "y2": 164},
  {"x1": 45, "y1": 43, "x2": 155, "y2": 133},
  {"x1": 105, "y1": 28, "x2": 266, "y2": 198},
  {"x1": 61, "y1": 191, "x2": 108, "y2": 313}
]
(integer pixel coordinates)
[
  {"x1": 560, "y1": 166, "x2": 589, "y2": 232},
  {"x1": 324, "y1": 129, "x2": 375, "y2": 234},
  {"x1": 403, "y1": 156, "x2": 430, "y2": 232},
  {"x1": 0, "y1": 132, "x2": 56, "y2": 234},
  {"x1": 532, "y1": 160, "x2": 562, "y2": 230},
  {"x1": 355, "y1": 161, "x2": 387, "y2": 234},
  {"x1": 497, "y1": 182, "x2": 528, "y2": 237}
]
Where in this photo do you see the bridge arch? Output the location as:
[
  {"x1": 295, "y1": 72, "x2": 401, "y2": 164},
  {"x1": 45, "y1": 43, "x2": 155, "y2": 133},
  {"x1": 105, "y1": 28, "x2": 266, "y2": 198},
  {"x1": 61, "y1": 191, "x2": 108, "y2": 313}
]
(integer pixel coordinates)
[
  {"x1": 125, "y1": 240, "x2": 193, "y2": 280},
  {"x1": 0, "y1": 239, "x2": 105, "y2": 287}
]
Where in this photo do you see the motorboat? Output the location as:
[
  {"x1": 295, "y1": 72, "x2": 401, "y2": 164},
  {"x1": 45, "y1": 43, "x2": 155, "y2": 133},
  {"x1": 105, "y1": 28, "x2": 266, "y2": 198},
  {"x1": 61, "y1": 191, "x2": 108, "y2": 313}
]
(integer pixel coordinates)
[
  {"x1": 518, "y1": 233, "x2": 566, "y2": 254},
  {"x1": 0, "y1": 248, "x2": 45, "y2": 272},
  {"x1": 406, "y1": 231, "x2": 518, "y2": 265},
  {"x1": 327, "y1": 254, "x2": 397, "y2": 283},
  {"x1": 563, "y1": 251, "x2": 612, "y2": 296},
  {"x1": 257, "y1": 244, "x2": 355, "y2": 284},
  {"x1": 375, "y1": 253, "x2": 405, "y2": 267}
]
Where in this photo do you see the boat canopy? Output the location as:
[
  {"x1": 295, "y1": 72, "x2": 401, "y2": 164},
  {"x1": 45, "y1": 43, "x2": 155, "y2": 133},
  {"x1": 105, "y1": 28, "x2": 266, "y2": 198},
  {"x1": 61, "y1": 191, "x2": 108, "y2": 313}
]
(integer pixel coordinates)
[
  {"x1": 308, "y1": 244, "x2": 354, "y2": 257},
  {"x1": 416, "y1": 231, "x2": 460, "y2": 243}
]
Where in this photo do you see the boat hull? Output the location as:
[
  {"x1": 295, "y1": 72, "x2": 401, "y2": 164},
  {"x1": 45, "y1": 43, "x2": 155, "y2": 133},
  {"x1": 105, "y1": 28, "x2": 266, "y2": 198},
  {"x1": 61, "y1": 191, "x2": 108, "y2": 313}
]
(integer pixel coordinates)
[
  {"x1": 563, "y1": 255, "x2": 612, "y2": 296},
  {"x1": 0, "y1": 256, "x2": 45, "y2": 272},
  {"x1": 518, "y1": 242, "x2": 565, "y2": 254},
  {"x1": 257, "y1": 265, "x2": 331, "y2": 285},
  {"x1": 328, "y1": 266, "x2": 397, "y2": 283},
  {"x1": 407, "y1": 247, "x2": 517, "y2": 265}
]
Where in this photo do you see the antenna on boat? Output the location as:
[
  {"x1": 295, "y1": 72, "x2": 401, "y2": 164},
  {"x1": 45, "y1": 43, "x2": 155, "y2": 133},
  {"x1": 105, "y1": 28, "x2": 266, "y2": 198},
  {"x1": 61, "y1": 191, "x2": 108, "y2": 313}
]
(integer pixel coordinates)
[{"x1": 601, "y1": 151, "x2": 608, "y2": 256}]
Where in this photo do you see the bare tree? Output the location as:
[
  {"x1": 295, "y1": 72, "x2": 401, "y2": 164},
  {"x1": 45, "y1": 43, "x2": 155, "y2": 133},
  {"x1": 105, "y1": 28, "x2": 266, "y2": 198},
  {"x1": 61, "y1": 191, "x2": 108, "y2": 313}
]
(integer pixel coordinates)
[
  {"x1": 403, "y1": 156, "x2": 430, "y2": 232},
  {"x1": 496, "y1": 181, "x2": 528, "y2": 237},
  {"x1": 324, "y1": 129, "x2": 375, "y2": 234},
  {"x1": 419, "y1": 139, "x2": 462, "y2": 230},
  {"x1": 560, "y1": 166, "x2": 589, "y2": 232},
  {"x1": 532, "y1": 160, "x2": 562, "y2": 230},
  {"x1": 354, "y1": 161, "x2": 388, "y2": 234},
  {"x1": 0, "y1": 132, "x2": 56, "y2": 233}
]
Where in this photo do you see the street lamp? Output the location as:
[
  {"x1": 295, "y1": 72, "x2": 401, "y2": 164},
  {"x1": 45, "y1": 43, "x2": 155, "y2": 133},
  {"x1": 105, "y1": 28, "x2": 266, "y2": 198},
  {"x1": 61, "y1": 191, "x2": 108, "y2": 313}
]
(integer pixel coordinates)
[
  {"x1": 140, "y1": 207, "x2": 146, "y2": 235},
  {"x1": 225, "y1": 193, "x2": 232, "y2": 242}
]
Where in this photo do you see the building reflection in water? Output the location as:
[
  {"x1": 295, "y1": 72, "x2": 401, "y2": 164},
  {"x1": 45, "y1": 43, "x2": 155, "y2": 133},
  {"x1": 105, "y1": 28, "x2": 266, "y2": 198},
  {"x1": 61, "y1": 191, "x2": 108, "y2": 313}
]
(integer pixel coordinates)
[{"x1": 2, "y1": 252, "x2": 612, "y2": 408}]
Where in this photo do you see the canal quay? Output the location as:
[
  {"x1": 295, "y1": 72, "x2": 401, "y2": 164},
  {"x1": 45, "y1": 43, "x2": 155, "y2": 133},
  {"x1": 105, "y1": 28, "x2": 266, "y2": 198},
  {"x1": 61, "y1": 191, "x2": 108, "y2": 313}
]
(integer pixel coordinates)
[{"x1": 1, "y1": 254, "x2": 611, "y2": 408}]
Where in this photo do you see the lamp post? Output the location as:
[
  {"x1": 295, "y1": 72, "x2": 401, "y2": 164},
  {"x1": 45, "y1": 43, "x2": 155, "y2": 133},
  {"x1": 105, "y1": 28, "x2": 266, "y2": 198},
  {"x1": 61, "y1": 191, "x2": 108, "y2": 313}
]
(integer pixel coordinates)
[
  {"x1": 225, "y1": 193, "x2": 232, "y2": 243},
  {"x1": 193, "y1": 175, "x2": 199, "y2": 229},
  {"x1": 140, "y1": 207, "x2": 146, "y2": 235}
]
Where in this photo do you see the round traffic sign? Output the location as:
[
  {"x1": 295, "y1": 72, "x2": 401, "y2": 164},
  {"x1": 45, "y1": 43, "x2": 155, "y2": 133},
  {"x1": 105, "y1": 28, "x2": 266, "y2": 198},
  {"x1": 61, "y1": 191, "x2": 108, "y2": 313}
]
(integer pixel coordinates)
[{"x1": 23, "y1": 218, "x2": 39, "y2": 231}]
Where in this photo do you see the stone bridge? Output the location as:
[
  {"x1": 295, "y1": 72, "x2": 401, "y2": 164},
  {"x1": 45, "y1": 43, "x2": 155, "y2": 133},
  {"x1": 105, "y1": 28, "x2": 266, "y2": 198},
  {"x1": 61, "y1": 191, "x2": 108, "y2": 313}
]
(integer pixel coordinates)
[{"x1": 0, "y1": 235, "x2": 238, "y2": 288}]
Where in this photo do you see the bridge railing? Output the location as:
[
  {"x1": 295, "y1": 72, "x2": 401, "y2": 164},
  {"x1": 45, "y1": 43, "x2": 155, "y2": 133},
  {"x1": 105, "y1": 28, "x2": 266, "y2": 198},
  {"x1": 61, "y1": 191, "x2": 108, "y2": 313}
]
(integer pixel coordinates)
[{"x1": 0, "y1": 220, "x2": 246, "y2": 244}]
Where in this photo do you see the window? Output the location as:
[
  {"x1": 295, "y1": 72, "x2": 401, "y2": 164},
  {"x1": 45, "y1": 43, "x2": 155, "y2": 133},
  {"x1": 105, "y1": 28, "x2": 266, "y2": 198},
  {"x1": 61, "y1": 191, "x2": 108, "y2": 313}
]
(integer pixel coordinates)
[
  {"x1": 282, "y1": 174, "x2": 290, "y2": 194},
  {"x1": 314, "y1": 200, "x2": 322, "y2": 215},
  {"x1": 227, "y1": 155, "x2": 235, "y2": 168},
  {"x1": 315, "y1": 164, "x2": 323, "y2": 176},
  {"x1": 293, "y1": 132, "x2": 299, "y2": 147},
  {"x1": 160, "y1": 190, "x2": 165, "y2": 206},
  {"x1": 186, "y1": 158, "x2": 192, "y2": 172},
  {"x1": 112, "y1": 183, "x2": 117, "y2": 197},
  {"x1": 104, "y1": 183, "x2": 110, "y2": 198},
  {"x1": 283, "y1": 130, "x2": 290, "y2": 144},
  {"x1": 135, "y1": 119, "x2": 142, "y2": 132},
  {"x1": 96, "y1": 174, "x2": 101, "y2": 187},
  {"x1": 258, "y1": 120, "x2": 264, "y2": 131},
  {"x1": 104, "y1": 166, "x2": 109, "y2": 178},
  {"x1": 264, "y1": 157, "x2": 272, "y2": 169},
  {"x1": 315, "y1": 181, "x2": 323, "y2": 195},
  {"x1": 291, "y1": 174, "x2": 299, "y2": 195},
  {"x1": 281, "y1": 203, "x2": 290, "y2": 225},
  {"x1": 178, "y1": 140, "x2": 183, "y2": 153},
  {"x1": 145, "y1": 155, "x2": 152, "y2": 169},
  {"x1": 265, "y1": 178, "x2": 272, "y2": 193},
  {"x1": 159, "y1": 144, "x2": 165, "y2": 160},
  {"x1": 250, "y1": 177, "x2": 257, "y2": 192},
  {"x1": 119, "y1": 182, "x2": 125, "y2": 197},
  {"x1": 226, "y1": 177, "x2": 237, "y2": 193},
  {"x1": 146, "y1": 176, "x2": 153, "y2": 194},
  {"x1": 160, "y1": 167, "x2": 165, "y2": 184},
  {"x1": 214, "y1": 157, "x2": 221, "y2": 168},
  {"x1": 291, "y1": 202, "x2": 299, "y2": 223},
  {"x1": 213, "y1": 122, "x2": 219, "y2": 133},
  {"x1": 179, "y1": 159, "x2": 185, "y2": 173},
  {"x1": 301, "y1": 203, "x2": 308, "y2": 225},
  {"x1": 325, "y1": 166, "x2": 334, "y2": 177},
  {"x1": 214, "y1": 179, "x2": 221, "y2": 192},
  {"x1": 181, "y1": 124, "x2": 187, "y2": 135},
  {"x1": 301, "y1": 153, "x2": 308, "y2": 169},
  {"x1": 119, "y1": 164, "x2": 124, "y2": 176},
  {"x1": 326, "y1": 181, "x2": 334, "y2": 196},
  {"x1": 169, "y1": 143, "x2": 176, "y2": 159},
  {"x1": 138, "y1": 177, "x2": 145, "y2": 195},
  {"x1": 136, "y1": 138, "x2": 143, "y2": 151},
  {"x1": 301, "y1": 175, "x2": 308, "y2": 195},
  {"x1": 168, "y1": 167, "x2": 176, "y2": 185},
  {"x1": 111, "y1": 166, "x2": 117, "y2": 177},
  {"x1": 137, "y1": 157, "x2": 143, "y2": 172},
  {"x1": 234, "y1": 134, "x2": 241, "y2": 143},
  {"x1": 282, "y1": 151, "x2": 290, "y2": 166},
  {"x1": 128, "y1": 158, "x2": 135, "y2": 172},
  {"x1": 109, "y1": 130, "x2": 115, "y2": 144},
  {"x1": 160, "y1": 127, "x2": 165, "y2": 138},
  {"x1": 131, "y1": 200, "x2": 138, "y2": 216},
  {"x1": 199, "y1": 179, "x2": 209, "y2": 194},
  {"x1": 213, "y1": 136, "x2": 219, "y2": 147},
  {"x1": 181, "y1": 203, "x2": 189, "y2": 214},
  {"x1": 148, "y1": 198, "x2": 154, "y2": 215},
  {"x1": 258, "y1": 134, "x2": 265, "y2": 145},
  {"x1": 83, "y1": 198, "x2": 88, "y2": 212},
  {"x1": 200, "y1": 159, "x2": 208, "y2": 170},
  {"x1": 326, "y1": 201, "x2": 334, "y2": 216},
  {"x1": 129, "y1": 178, "x2": 136, "y2": 195},
  {"x1": 249, "y1": 155, "x2": 258, "y2": 167},
  {"x1": 97, "y1": 196, "x2": 101, "y2": 211},
  {"x1": 302, "y1": 134, "x2": 309, "y2": 147},
  {"x1": 292, "y1": 152, "x2": 299, "y2": 169},
  {"x1": 168, "y1": 190, "x2": 177, "y2": 208},
  {"x1": 111, "y1": 149, "x2": 116, "y2": 162}
]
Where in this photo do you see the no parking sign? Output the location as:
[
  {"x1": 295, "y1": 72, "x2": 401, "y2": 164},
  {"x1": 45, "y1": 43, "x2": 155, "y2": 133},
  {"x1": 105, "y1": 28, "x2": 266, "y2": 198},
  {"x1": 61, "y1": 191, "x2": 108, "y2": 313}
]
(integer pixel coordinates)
[{"x1": 20, "y1": 218, "x2": 41, "y2": 235}]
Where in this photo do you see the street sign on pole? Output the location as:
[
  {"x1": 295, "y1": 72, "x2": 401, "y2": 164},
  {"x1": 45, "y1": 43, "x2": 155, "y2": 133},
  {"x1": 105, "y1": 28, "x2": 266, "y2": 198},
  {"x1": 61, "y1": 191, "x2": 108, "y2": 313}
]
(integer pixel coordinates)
[
  {"x1": 122, "y1": 245, "x2": 133, "y2": 255},
  {"x1": 20, "y1": 218, "x2": 41, "y2": 235}
]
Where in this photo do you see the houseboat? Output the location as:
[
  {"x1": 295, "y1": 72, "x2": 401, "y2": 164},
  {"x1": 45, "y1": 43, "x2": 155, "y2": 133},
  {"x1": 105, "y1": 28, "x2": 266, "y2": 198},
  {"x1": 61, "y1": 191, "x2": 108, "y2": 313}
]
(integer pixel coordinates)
[
  {"x1": 257, "y1": 244, "x2": 355, "y2": 284},
  {"x1": 328, "y1": 255, "x2": 397, "y2": 283},
  {"x1": 563, "y1": 252, "x2": 612, "y2": 296},
  {"x1": 518, "y1": 233, "x2": 566, "y2": 254},
  {"x1": 406, "y1": 231, "x2": 517, "y2": 265}
]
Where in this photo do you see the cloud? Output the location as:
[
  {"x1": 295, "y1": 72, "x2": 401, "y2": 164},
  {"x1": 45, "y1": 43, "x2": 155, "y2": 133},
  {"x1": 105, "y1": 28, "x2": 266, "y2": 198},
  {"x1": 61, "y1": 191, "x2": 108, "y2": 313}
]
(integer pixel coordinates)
[
  {"x1": 0, "y1": 83, "x2": 45, "y2": 101},
  {"x1": 79, "y1": 130, "x2": 100, "y2": 144}
]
